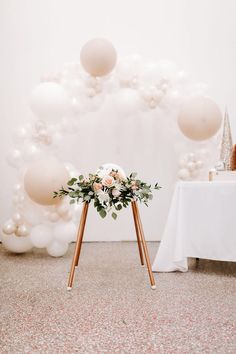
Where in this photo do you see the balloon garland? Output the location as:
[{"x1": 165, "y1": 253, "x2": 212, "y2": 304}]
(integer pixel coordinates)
[{"x1": 2, "y1": 38, "x2": 222, "y2": 256}]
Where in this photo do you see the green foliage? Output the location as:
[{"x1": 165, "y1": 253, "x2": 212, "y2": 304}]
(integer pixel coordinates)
[{"x1": 54, "y1": 170, "x2": 161, "y2": 220}]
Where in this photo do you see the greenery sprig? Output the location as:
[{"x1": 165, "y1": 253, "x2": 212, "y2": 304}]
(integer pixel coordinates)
[{"x1": 54, "y1": 168, "x2": 161, "y2": 220}]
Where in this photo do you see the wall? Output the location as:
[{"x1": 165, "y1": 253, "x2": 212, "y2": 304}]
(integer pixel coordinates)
[{"x1": 0, "y1": 0, "x2": 235, "y2": 241}]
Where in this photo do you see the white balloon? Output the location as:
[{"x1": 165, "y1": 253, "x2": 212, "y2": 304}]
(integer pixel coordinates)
[
  {"x1": 178, "y1": 158, "x2": 188, "y2": 168},
  {"x1": 23, "y1": 143, "x2": 44, "y2": 163},
  {"x1": 196, "y1": 160, "x2": 204, "y2": 169},
  {"x1": 178, "y1": 168, "x2": 190, "y2": 180},
  {"x1": 30, "y1": 224, "x2": 53, "y2": 248},
  {"x1": 62, "y1": 210, "x2": 72, "y2": 221},
  {"x1": 53, "y1": 221, "x2": 77, "y2": 243},
  {"x1": 30, "y1": 82, "x2": 70, "y2": 122},
  {"x1": 117, "y1": 55, "x2": 142, "y2": 86},
  {"x1": 6, "y1": 149, "x2": 24, "y2": 168},
  {"x1": 12, "y1": 127, "x2": 30, "y2": 145},
  {"x1": 12, "y1": 212, "x2": 24, "y2": 224},
  {"x1": 64, "y1": 162, "x2": 79, "y2": 178},
  {"x1": 48, "y1": 212, "x2": 60, "y2": 222},
  {"x1": 1, "y1": 233, "x2": 33, "y2": 253},
  {"x1": 47, "y1": 241, "x2": 69, "y2": 257},
  {"x1": 2, "y1": 219, "x2": 17, "y2": 235},
  {"x1": 175, "y1": 70, "x2": 188, "y2": 85},
  {"x1": 187, "y1": 153, "x2": 197, "y2": 162},
  {"x1": 56, "y1": 203, "x2": 70, "y2": 216},
  {"x1": 72, "y1": 203, "x2": 83, "y2": 223},
  {"x1": 190, "y1": 169, "x2": 200, "y2": 178},
  {"x1": 140, "y1": 62, "x2": 162, "y2": 86},
  {"x1": 187, "y1": 162, "x2": 196, "y2": 172},
  {"x1": 23, "y1": 205, "x2": 45, "y2": 226},
  {"x1": 113, "y1": 89, "x2": 140, "y2": 115}
]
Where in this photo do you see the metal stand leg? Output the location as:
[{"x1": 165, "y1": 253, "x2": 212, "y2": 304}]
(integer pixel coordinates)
[
  {"x1": 131, "y1": 202, "x2": 144, "y2": 266},
  {"x1": 133, "y1": 201, "x2": 156, "y2": 289},
  {"x1": 67, "y1": 202, "x2": 89, "y2": 291}
]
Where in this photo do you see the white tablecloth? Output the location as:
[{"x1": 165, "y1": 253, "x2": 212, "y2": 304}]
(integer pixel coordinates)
[{"x1": 152, "y1": 181, "x2": 236, "y2": 272}]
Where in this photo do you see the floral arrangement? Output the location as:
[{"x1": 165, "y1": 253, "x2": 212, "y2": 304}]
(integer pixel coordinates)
[{"x1": 54, "y1": 167, "x2": 161, "y2": 219}]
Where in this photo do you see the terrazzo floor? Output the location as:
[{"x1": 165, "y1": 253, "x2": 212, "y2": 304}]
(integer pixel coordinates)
[{"x1": 0, "y1": 242, "x2": 235, "y2": 354}]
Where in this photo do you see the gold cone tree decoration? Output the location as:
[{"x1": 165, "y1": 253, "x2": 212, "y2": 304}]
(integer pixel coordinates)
[{"x1": 220, "y1": 108, "x2": 233, "y2": 170}]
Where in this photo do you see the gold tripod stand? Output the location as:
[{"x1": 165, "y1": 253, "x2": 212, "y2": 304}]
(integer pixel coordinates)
[{"x1": 67, "y1": 201, "x2": 156, "y2": 290}]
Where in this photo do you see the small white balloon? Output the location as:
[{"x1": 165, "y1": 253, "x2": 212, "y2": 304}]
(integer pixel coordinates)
[
  {"x1": 56, "y1": 203, "x2": 70, "y2": 217},
  {"x1": 187, "y1": 153, "x2": 197, "y2": 162},
  {"x1": 62, "y1": 210, "x2": 73, "y2": 221},
  {"x1": 30, "y1": 224, "x2": 53, "y2": 248},
  {"x1": 12, "y1": 127, "x2": 30, "y2": 145},
  {"x1": 196, "y1": 160, "x2": 204, "y2": 169},
  {"x1": 6, "y1": 149, "x2": 24, "y2": 168},
  {"x1": 1, "y1": 233, "x2": 33, "y2": 253},
  {"x1": 47, "y1": 241, "x2": 69, "y2": 257},
  {"x1": 187, "y1": 162, "x2": 196, "y2": 172},
  {"x1": 178, "y1": 168, "x2": 190, "y2": 180},
  {"x1": 23, "y1": 143, "x2": 43, "y2": 163},
  {"x1": 24, "y1": 205, "x2": 45, "y2": 226},
  {"x1": 12, "y1": 212, "x2": 24, "y2": 224},
  {"x1": 2, "y1": 219, "x2": 17, "y2": 235},
  {"x1": 178, "y1": 158, "x2": 188, "y2": 168},
  {"x1": 191, "y1": 169, "x2": 200, "y2": 178},
  {"x1": 48, "y1": 212, "x2": 60, "y2": 222},
  {"x1": 113, "y1": 89, "x2": 140, "y2": 115},
  {"x1": 53, "y1": 221, "x2": 77, "y2": 243},
  {"x1": 30, "y1": 82, "x2": 70, "y2": 122}
]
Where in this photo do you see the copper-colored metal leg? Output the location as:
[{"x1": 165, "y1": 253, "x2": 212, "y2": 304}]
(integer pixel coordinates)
[
  {"x1": 131, "y1": 202, "x2": 144, "y2": 266},
  {"x1": 133, "y1": 202, "x2": 156, "y2": 289},
  {"x1": 67, "y1": 202, "x2": 89, "y2": 290}
]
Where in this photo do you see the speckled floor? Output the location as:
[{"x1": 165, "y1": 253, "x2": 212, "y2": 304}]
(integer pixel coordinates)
[{"x1": 0, "y1": 242, "x2": 235, "y2": 354}]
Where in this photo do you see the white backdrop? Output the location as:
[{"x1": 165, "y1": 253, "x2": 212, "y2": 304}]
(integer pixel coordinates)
[{"x1": 0, "y1": 0, "x2": 235, "y2": 241}]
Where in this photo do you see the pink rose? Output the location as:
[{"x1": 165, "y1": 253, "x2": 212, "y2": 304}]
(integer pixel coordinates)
[
  {"x1": 112, "y1": 188, "x2": 121, "y2": 198},
  {"x1": 93, "y1": 182, "x2": 103, "y2": 192},
  {"x1": 102, "y1": 175, "x2": 114, "y2": 187}
]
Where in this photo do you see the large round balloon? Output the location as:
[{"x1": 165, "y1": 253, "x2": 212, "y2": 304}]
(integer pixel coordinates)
[
  {"x1": 178, "y1": 96, "x2": 222, "y2": 141},
  {"x1": 30, "y1": 224, "x2": 53, "y2": 248},
  {"x1": 30, "y1": 82, "x2": 70, "y2": 121},
  {"x1": 47, "y1": 241, "x2": 68, "y2": 257},
  {"x1": 24, "y1": 157, "x2": 70, "y2": 205},
  {"x1": 1, "y1": 233, "x2": 33, "y2": 253},
  {"x1": 80, "y1": 38, "x2": 117, "y2": 77}
]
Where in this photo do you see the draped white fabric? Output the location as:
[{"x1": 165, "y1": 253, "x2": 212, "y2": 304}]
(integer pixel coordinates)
[{"x1": 152, "y1": 181, "x2": 236, "y2": 272}]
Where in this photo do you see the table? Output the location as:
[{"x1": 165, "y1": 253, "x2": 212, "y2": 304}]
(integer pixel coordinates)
[{"x1": 152, "y1": 181, "x2": 236, "y2": 272}]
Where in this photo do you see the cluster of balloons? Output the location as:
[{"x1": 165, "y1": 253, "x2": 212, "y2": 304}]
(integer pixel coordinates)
[
  {"x1": 2, "y1": 37, "x2": 223, "y2": 256},
  {"x1": 178, "y1": 151, "x2": 205, "y2": 180}
]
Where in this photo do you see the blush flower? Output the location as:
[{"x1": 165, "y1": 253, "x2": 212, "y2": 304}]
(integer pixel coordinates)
[
  {"x1": 102, "y1": 175, "x2": 115, "y2": 188},
  {"x1": 93, "y1": 182, "x2": 102, "y2": 192}
]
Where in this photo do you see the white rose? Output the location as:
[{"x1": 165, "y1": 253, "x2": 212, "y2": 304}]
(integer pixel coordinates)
[
  {"x1": 97, "y1": 190, "x2": 110, "y2": 206},
  {"x1": 112, "y1": 188, "x2": 121, "y2": 198}
]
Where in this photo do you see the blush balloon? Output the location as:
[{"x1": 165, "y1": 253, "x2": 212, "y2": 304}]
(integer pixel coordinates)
[
  {"x1": 80, "y1": 38, "x2": 117, "y2": 77},
  {"x1": 24, "y1": 158, "x2": 69, "y2": 206},
  {"x1": 178, "y1": 96, "x2": 222, "y2": 141}
]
